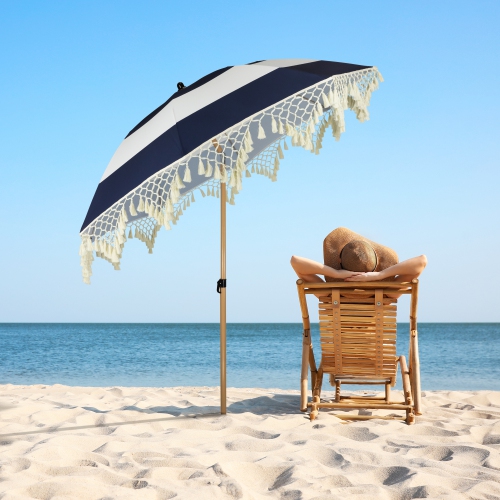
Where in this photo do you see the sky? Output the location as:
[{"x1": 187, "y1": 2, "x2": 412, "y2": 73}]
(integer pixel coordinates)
[{"x1": 0, "y1": 0, "x2": 499, "y2": 322}]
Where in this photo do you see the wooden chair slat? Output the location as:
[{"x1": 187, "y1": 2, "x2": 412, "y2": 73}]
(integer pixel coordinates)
[{"x1": 296, "y1": 278, "x2": 420, "y2": 424}]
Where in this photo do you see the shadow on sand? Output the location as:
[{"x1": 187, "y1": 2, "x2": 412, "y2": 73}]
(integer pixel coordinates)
[{"x1": 0, "y1": 393, "x2": 303, "y2": 438}]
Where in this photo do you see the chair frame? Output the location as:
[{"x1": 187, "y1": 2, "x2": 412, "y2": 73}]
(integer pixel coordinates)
[{"x1": 296, "y1": 279, "x2": 421, "y2": 424}]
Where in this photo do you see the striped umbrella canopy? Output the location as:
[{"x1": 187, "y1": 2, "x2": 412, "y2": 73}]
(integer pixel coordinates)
[{"x1": 80, "y1": 59, "x2": 383, "y2": 412}]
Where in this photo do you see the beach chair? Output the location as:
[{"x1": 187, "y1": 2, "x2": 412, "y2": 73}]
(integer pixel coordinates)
[{"x1": 296, "y1": 279, "x2": 421, "y2": 424}]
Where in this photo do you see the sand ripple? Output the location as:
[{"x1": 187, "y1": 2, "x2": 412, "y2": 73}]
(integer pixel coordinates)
[{"x1": 0, "y1": 385, "x2": 499, "y2": 499}]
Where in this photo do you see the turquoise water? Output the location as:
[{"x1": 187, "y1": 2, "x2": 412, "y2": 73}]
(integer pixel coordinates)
[{"x1": 0, "y1": 323, "x2": 498, "y2": 391}]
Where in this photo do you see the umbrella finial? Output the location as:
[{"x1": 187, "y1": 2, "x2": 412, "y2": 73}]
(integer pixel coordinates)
[{"x1": 177, "y1": 82, "x2": 185, "y2": 91}]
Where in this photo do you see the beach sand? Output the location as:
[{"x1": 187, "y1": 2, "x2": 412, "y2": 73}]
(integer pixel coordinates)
[{"x1": 0, "y1": 385, "x2": 499, "y2": 499}]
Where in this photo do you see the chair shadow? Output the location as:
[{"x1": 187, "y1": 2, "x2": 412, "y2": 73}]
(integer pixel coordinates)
[{"x1": 0, "y1": 394, "x2": 303, "y2": 439}]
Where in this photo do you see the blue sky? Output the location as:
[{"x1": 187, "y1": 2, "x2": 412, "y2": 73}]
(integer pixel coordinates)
[{"x1": 0, "y1": 1, "x2": 499, "y2": 322}]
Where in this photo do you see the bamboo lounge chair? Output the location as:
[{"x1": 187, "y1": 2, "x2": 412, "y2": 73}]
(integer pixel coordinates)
[{"x1": 296, "y1": 279, "x2": 421, "y2": 424}]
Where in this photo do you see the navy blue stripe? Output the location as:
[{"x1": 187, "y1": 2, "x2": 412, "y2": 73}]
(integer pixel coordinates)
[
  {"x1": 175, "y1": 66, "x2": 321, "y2": 155},
  {"x1": 82, "y1": 62, "x2": 372, "y2": 231},
  {"x1": 290, "y1": 60, "x2": 370, "y2": 78},
  {"x1": 82, "y1": 127, "x2": 184, "y2": 232},
  {"x1": 126, "y1": 66, "x2": 233, "y2": 138},
  {"x1": 125, "y1": 61, "x2": 368, "y2": 139}
]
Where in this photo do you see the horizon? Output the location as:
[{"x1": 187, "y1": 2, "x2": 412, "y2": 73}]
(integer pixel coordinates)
[{"x1": 2, "y1": 321, "x2": 499, "y2": 324}]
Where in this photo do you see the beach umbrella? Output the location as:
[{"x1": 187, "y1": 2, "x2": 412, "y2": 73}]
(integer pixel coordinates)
[{"x1": 80, "y1": 59, "x2": 383, "y2": 413}]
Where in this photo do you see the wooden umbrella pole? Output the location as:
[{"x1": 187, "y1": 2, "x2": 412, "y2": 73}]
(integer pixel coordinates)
[{"x1": 219, "y1": 182, "x2": 227, "y2": 414}]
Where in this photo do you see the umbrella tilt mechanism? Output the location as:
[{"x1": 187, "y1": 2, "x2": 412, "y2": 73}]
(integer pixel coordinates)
[{"x1": 216, "y1": 279, "x2": 227, "y2": 293}]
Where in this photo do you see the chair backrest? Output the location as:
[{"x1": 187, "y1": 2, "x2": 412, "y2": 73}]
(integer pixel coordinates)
[
  {"x1": 296, "y1": 281, "x2": 418, "y2": 386},
  {"x1": 318, "y1": 288, "x2": 398, "y2": 384}
]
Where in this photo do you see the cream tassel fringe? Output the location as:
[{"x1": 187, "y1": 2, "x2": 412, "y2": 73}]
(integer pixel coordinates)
[
  {"x1": 307, "y1": 119, "x2": 315, "y2": 135},
  {"x1": 205, "y1": 161, "x2": 213, "y2": 177},
  {"x1": 221, "y1": 166, "x2": 228, "y2": 183},
  {"x1": 121, "y1": 207, "x2": 128, "y2": 223},
  {"x1": 138, "y1": 197, "x2": 145, "y2": 212},
  {"x1": 213, "y1": 164, "x2": 221, "y2": 180},
  {"x1": 245, "y1": 129, "x2": 253, "y2": 147},
  {"x1": 240, "y1": 148, "x2": 249, "y2": 162},
  {"x1": 236, "y1": 156, "x2": 245, "y2": 173},
  {"x1": 117, "y1": 215, "x2": 126, "y2": 233},
  {"x1": 175, "y1": 172, "x2": 185, "y2": 189},
  {"x1": 166, "y1": 198, "x2": 174, "y2": 219},
  {"x1": 271, "y1": 117, "x2": 278, "y2": 133},
  {"x1": 183, "y1": 165, "x2": 191, "y2": 183},
  {"x1": 155, "y1": 206, "x2": 162, "y2": 223},
  {"x1": 198, "y1": 159, "x2": 205, "y2": 175},
  {"x1": 244, "y1": 134, "x2": 253, "y2": 153},
  {"x1": 170, "y1": 182, "x2": 180, "y2": 203},
  {"x1": 129, "y1": 199, "x2": 137, "y2": 216},
  {"x1": 258, "y1": 122, "x2": 266, "y2": 139},
  {"x1": 148, "y1": 201, "x2": 155, "y2": 218}
]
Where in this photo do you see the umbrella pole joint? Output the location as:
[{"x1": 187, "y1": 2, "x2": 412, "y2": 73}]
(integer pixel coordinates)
[{"x1": 216, "y1": 279, "x2": 226, "y2": 293}]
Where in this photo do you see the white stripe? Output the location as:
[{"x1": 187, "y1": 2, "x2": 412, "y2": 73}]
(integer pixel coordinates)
[
  {"x1": 253, "y1": 59, "x2": 317, "y2": 68},
  {"x1": 101, "y1": 65, "x2": 277, "y2": 182}
]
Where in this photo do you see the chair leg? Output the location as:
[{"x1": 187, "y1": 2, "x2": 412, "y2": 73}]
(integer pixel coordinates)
[
  {"x1": 335, "y1": 380, "x2": 341, "y2": 402},
  {"x1": 406, "y1": 410, "x2": 416, "y2": 425},
  {"x1": 399, "y1": 355, "x2": 412, "y2": 405},
  {"x1": 408, "y1": 340, "x2": 414, "y2": 401},
  {"x1": 300, "y1": 332, "x2": 312, "y2": 412},
  {"x1": 410, "y1": 330, "x2": 422, "y2": 415},
  {"x1": 310, "y1": 365, "x2": 323, "y2": 421},
  {"x1": 312, "y1": 365, "x2": 323, "y2": 398},
  {"x1": 400, "y1": 355, "x2": 415, "y2": 425},
  {"x1": 310, "y1": 395, "x2": 320, "y2": 421},
  {"x1": 385, "y1": 383, "x2": 391, "y2": 403}
]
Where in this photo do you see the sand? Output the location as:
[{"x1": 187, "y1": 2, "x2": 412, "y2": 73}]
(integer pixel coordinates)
[{"x1": 0, "y1": 385, "x2": 499, "y2": 499}]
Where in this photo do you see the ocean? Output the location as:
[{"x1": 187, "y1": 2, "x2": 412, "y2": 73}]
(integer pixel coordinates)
[{"x1": 0, "y1": 323, "x2": 498, "y2": 391}]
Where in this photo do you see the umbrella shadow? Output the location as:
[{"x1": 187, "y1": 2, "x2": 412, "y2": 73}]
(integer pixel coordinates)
[
  {"x1": 0, "y1": 394, "x2": 303, "y2": 439},
  {"x1": 120, "y1": 393, "x2": 300, "y2": 417},
  {"x1": 87, "y1": 393, "x2": 301, "y2": 418}
]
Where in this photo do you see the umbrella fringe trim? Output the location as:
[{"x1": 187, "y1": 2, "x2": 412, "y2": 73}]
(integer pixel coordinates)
[{"x1": 80, "y1": 67, "x2": 383, "y2": 284}]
